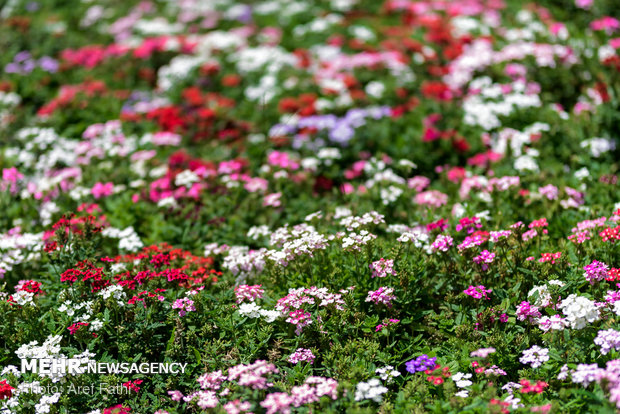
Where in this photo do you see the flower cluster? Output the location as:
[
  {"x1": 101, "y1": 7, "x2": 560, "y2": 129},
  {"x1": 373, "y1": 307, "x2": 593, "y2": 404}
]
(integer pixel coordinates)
[
  {"x1": 369, "y1": 258, "x2": 397, "y2": 278},
  {"x1": 519, "y1": 346, "x2": 550, "y2": 369},
  {"x1": 172, "y1": 297, "x2": 196, "y2": 317},
  {"x1": 405, "y1": 355, "x2": 437, "y2": 373},
  {"x1": 366, "y1": 287, "x2": 396, "y2": 307},
  {"x1": 288, "y1": 348, "x2": 315, "y2": 365},
  {"x1": 463, "y1": 285, "x2": 492, "y2": 300}
]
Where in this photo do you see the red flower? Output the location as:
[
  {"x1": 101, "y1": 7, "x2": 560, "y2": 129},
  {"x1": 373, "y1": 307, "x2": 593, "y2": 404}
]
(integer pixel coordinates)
[
  {"x1": 67, "y1": 322, "x2": 89, "y2": 335},
  {"x1": 103, "y1": 405, "x2": 131, "y2": 414},
  {"x1": 122, "y1": 379, "x2": 143, "y2": 393},
  {"x1": 0, "y1": 380, "x2": 14, "y2": 400},
  {"x1": 221, "y1": 74, "x2": 241, "y2": 87},
  {"x1": 421, "y1": 81, "x2": 453, "y2": 101}
]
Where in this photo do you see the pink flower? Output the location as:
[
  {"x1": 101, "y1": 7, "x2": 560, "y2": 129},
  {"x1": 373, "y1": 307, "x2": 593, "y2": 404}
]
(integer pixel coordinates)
[
  {"x1": 234, "y1": 285, "x2": 264, "y2": 303},
  {"x1": 260, "y1": 392, "x2": 293, "y2": 414},
  {"x1": 591, "y1": 17, "x2": 620, "y2": 33},
  {"x1": 92, "y1": 182, "x2": 114, "y2": 199},
  {"x1": 263, "y1": 192, "x2": 282, "y2": 207},
  {"x1": 167, "y1": 390, "x2": 184, "y2": 401},
  {"x1": 267, "y1": 151, "x2": 299, "y2": 170},
  {"x1": 223, "y1": 400, "x2": 252, "y2": 414},
  {"x1": 172, "y1": 297, "x2": 196, "y2": 317},
  {"x1": 369, "y1": 258, "x2": 397, "y2": 278},
  {"x1": 463, "y1": 285, "x2": 492, "y2": 300},
  {"x1": 366, "y1": 287, "x2": 396, "y2": 307},
  {"x1": 1, "y1": 167, "x2": 23, "y2": 194},
  {"x1": 415, "y1": 190, "x2": 448, "y2": 208},
  {"x1": 575, "y1": 0, "x2": 593, "y2": 9},
  {"x1": 288, "y1": 348, "x2": 315, "y2": 364}
]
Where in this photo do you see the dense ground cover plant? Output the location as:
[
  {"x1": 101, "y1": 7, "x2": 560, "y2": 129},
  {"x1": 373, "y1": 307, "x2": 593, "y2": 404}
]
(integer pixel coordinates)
[{"x1": 0, "y1": 0, "x2": 620, "y2": 412}]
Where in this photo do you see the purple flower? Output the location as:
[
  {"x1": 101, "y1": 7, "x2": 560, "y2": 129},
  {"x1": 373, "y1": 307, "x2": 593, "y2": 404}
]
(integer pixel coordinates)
[
  {"x1": 405, "y1": 354, "x2": 437, "y2": 373},
  {"x1": 39, "y1": 56, "x2": 59, "y2": 73},
  {"x1": 14, "y1": 51, "x2": 31, "y2": 62}
]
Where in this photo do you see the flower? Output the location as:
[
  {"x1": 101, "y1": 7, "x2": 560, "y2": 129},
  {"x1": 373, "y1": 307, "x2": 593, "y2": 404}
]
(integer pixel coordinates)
[
  {"x1": 538, "y1": 315, "x2": 568, "y2": 332},
  {"x1": 594, "y1": 329, "x2": 620, "y2": 355},
  {"x1": 369, "y1": 258, "x2": 396, "y2": 278},
  {"x1": 406, "y1": 354, "x2": 437, "y2": 373},
  {"x1": 583, "y1": 260, "x2": 609, "y2": 284},
  {"x1": 463, "y1": 285, "x2": 492, "y2": 300},
  {"x1": 172, "y1": 297, "x2": 196, "y2": 317},
  {"x1": 473, "y1": 250, "x2": 495, "y2": 270},
  {"x1": 288, "y1": 348, "x2": 315, "y2": 365},
  {"x1": 354, "y1": 378, "x2": 388, "y2": 402},
  {"x1": 375, "y1": 366, "x2": 400, "y2": 383},
  {"x1": 519, "y1": 379, "x2": 548, "y2": 394},
  {"x1": 431, "y1": 234, "x2": 453, "y2": 252},
  {"x1": 0, "y1": 380, "x2": 14, "y2": 400},
  {"x1": 260, "y1": 392, "x2": 293, "y2": 414},
  {"x1": 558, "y1": 294, "x2": 600, "y2": 329},
  {"x1": 234, "y1": 285, "x2": 264, "y2": 303},
  {"x1": 366, "y1": 287, "x2": 396, "y2": 307},
  {"x1": 470, "y1": 347, "x2": 496, "y2": 358},
  {"x1": 519, "y1": 346, "x2": 549, "y2": 369},
  {"x1": 452, "y1": 372, "x2": 473, "y2": 387},
  {"x1": 516, "y1": 301, "x2": 541, "y2": 323},
  {"x1": 91, "y1": 182, "x2": 114, "y2": 199}
]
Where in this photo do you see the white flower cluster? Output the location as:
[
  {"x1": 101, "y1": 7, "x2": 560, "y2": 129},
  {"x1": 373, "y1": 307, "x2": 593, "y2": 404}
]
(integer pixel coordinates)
[
  {"x1": 266, "y1": 224, "x2": 328, "y2": 266},
  {"x1": 580, "y1": 137, "x2": 616, "y2": 158},
  {"x1": 0, "y1": 230, "x2": 43, "y2": 278},
  {"x1": 528, "y1": 279, "x2": 564, "y2": 307},
  {"x1": 342, "y1": 230, "x2": 377, "y2": 252},
  {"x1": 452, "y1": 372, "x2": 473, "y2": 397},
  {"x1": 558, "y1": 294, "x2": 600, "y2": 329},
  {"x1": 333, "y1": 206, "x2": 352, "y2": 219},
  {"x1": 354, "y1": 378, "x2": 388, "y2": 403},
  {"x1": 379, "y1": 186, "x2": 404, "y2": 205},
  {"x1": 340, "y1": 211, "x2": 385, "y2": 231},
  {"x1": 491, "y1": 123, "x2": 550, "y2": 157},
  {"x1": 15, "y1": 335, "x2": 65, "y2": 382},
  {"x1": 12, "y1": 290, "x2": 35, "y2": 306},
  {"x1": 174, "y1": 169, "x2": 200, "y2": 187},
  {"x1": 0, "y1": 91, "x2": 21, "y2": 129},
  {"x1": 247, "y1": 225, "x2": 270, "y2": 240},
  {"x1": 396, "y1": 230, "x2": 430, "y2": 248},
  {"x1": 237, "y1": 302, "x2": 281, "y2": 322},
  {"x1": 222, "y1": 246, "x2": 267, "y2": 283},
  {"x1": 34, "y1": 392, "x2": 61, "y2": 414},
  {"x1": 58, "y1": 299, "x2": 95, "y2": 322},
  {"x1": 102, "y1": 226, "x2": 143, "y2": 252},
  {"x1": 157, "y1": 55, "x2": 206, "y2": 91},
  {"x1": 204, "y1": 243, "x2": 231, "y2": 257},
  {"x1": 375, "y1": 366, "x2": 400, "y2": 384},
  {"x1": 463, "y1": 77, "x2": 542, "y2": 130}
]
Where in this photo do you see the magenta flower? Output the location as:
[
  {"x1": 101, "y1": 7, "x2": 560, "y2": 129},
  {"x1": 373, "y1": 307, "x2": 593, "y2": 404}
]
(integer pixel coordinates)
[{"x1": 91, "y1": 182, "x2": 114, "y2": 199}]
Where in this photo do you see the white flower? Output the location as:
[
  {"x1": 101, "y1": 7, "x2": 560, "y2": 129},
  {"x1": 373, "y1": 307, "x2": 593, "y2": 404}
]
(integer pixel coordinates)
[
  {"x1": 247, "y1": 225, "x2": 270, "y2": 240},
  {"x1": 365, "y1": 81, "x2": 385, "y2": 98},
  {"x1": 375, "y1": 366, "x2": 400, "y2": 383},
  {"x1": 174, "y1": 169, "x2": 200, "y2": 188},
  {"x1": 514, "y1": 155, "x2": 539, "y2": 172},
  {"x1": 157, "y1": 196, "x2": 178, "y2": 208},
  {"x1": 558, "y1": 294, "x2": 600, "y2": 329},
  {"x1": 528, "y1": 285, "x2": 552, "y2": 307},
  {"x1": 452, "y1": 372, "x2": 473, "y2": 387},
  {"x1": 238, "y1": 303, "x2": 262, "y2": 318},
  {"x1": 580, "y1": 137, "x2": 616, "y2": 157},
  {"x1": 259, "y1": 309, "x2": 281, "y2": 323},
  {"x1": 354, "y1": 378, "x2": 388, "y2": 402},
  {"x1": 12, "y1": 290, "x2": 35, "y2": 306}
]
